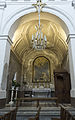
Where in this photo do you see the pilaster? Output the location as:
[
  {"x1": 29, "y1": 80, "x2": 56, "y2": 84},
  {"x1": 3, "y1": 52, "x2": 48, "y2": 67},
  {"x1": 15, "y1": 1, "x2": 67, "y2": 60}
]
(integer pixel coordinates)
[
  {"x1": 67, "y1": 34, "x2": 75, "y2": 106},
  {"x1": 0, "y1": 35, "x2": 12, "y2": 99}
]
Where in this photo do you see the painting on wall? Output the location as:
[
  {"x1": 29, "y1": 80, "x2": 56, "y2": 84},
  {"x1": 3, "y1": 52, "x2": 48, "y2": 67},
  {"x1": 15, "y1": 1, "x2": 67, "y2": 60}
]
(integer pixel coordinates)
[{"x1": 32, "y1": 56, "x2": 51, "y2": 83}]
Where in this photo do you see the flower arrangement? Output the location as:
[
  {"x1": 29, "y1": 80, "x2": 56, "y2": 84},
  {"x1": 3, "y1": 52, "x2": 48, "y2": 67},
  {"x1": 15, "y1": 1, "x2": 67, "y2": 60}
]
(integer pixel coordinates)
[{"x1": 12, "y1": 80, "x2": 20, "y2": 87}]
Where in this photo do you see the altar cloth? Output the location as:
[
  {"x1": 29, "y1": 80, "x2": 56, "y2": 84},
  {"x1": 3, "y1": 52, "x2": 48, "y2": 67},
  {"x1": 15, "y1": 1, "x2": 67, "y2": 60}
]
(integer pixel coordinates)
[{"x1": 32, "y1": 88, "x2": 51, "y2": 98}]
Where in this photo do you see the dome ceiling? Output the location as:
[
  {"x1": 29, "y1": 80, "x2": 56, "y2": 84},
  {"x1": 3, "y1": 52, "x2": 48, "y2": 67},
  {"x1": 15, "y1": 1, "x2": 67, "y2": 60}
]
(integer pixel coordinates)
[{"x1": 11, "y1": 12, "x2": 68, "y2": 68}]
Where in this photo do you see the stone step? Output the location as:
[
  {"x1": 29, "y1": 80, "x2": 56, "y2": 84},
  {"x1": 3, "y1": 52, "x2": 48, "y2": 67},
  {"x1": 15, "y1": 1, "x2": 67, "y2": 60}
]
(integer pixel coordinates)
[{"x1": 17, "y1": 107, "x2": 60, "y2": 116}]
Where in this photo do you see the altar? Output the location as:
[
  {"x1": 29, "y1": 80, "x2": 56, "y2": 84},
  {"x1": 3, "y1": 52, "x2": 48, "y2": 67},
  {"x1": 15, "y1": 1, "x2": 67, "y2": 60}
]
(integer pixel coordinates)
[{"x1": 32, "y1": 88, "x2": 51, "y2": 98}]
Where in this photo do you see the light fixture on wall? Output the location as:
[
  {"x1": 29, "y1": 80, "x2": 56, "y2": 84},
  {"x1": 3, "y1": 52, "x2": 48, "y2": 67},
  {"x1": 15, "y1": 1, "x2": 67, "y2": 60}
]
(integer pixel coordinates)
[{"x1": 32, "y1": 0, "x2": 47, "y2": 50}]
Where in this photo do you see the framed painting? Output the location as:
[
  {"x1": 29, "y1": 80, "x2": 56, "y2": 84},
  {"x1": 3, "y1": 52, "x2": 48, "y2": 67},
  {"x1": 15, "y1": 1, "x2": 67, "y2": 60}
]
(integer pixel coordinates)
[{"x1": 32, "y1": 56, "x2": 51, "y2": 83}]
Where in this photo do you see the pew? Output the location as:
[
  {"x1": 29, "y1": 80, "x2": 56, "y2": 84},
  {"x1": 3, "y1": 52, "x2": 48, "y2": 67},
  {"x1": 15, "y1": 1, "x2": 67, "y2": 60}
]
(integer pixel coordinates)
[
  {"x1": 52, "y1": 104, "x2": 75, "y2": 120},
  {"x1": 51, "y1": 118, "x2": 60, "y2": 120},
  {"x1": 16, "y1": 97, "x2": 58, "y2": 107},
  {"x1": 4, "y1": 112, "x2": 11, "y2": 120},
  {"x1": 10, "y1": 108, "x2": 17, "y2": 120},
  {"x1": 0, "y1": 107, "x2": 17, "y2": 120},
  {"x1": 0, "y1": 112, "x2": 11, "y2": 120},
  {"x1": 28, "y1": 106, "x2": 41, "y2": 120},
  {"x1": 60, "y1": 104, "x2": 75, "y2": 120},
  {"x1": 0, "y1": 116, "x2": 4, "y2": 120}
]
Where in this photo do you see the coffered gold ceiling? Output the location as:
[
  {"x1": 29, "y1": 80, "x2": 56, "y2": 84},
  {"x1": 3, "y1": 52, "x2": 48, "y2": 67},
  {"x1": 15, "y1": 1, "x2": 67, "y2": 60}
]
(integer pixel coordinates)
[{"x1": 11, "y1": 12, "x2": 68, "y2": 67}]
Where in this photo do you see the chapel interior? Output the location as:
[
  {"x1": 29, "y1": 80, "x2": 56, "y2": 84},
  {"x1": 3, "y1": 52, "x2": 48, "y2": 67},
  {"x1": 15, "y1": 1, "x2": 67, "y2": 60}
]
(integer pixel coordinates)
[
  {"x1": 7, "y1": 11, "x2": 70, "y2": 102},
  {"x1": 0, "y1": 1, "x2": 74, "y2": 120}
]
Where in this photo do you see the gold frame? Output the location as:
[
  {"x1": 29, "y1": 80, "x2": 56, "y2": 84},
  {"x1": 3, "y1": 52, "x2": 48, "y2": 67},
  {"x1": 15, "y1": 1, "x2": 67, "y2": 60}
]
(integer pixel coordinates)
[{"x1": 32, "y1": 56, "x2": 51, "y2": 83}]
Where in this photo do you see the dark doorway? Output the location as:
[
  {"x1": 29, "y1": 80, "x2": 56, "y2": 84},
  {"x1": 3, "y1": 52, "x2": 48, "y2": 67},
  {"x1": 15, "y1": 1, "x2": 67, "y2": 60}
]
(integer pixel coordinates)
[{"x1": 54, "y1": 72, "x2": 71, "y2": 103}]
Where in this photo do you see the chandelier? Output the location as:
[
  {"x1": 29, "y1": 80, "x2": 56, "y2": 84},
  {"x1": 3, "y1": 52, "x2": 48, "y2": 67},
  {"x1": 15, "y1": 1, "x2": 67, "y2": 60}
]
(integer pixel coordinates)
[{"x1": 32, "y1": 0, "x2": 47, "y2": 50}]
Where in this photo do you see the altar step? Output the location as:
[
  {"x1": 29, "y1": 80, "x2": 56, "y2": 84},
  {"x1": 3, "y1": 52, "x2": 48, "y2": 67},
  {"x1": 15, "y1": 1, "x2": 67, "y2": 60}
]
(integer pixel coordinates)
[
  {"x1": 17, "y1": 107, "x2": 60, "y2": 120},
  {"x1": 16, "y1": 104, "x2": 72, "y2": 120}
]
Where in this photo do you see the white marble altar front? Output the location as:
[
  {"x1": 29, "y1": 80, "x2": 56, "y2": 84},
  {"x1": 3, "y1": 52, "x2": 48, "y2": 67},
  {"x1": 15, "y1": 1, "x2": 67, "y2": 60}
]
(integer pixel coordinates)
[{"x1": 32, "y1": 88, "x2": 51, "y2": 98}]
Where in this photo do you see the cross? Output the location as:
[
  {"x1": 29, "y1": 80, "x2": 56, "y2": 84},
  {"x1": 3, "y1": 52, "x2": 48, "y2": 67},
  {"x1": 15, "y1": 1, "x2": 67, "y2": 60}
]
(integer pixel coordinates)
[{"x1": 32, "y1": 0, "x2": 46, "y2": 12}]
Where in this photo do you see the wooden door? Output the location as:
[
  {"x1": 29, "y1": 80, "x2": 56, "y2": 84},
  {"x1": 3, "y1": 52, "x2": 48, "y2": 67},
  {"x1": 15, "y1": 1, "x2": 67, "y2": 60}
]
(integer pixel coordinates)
[{"x1": 54, "y1": 72, "x2": 71, "y2": 103}]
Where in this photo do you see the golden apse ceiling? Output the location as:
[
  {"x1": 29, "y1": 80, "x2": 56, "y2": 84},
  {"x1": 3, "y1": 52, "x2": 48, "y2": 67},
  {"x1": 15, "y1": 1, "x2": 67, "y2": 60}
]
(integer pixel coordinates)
[{"x1": 11, "y1": 12, "x2": 68, "y2": 68}]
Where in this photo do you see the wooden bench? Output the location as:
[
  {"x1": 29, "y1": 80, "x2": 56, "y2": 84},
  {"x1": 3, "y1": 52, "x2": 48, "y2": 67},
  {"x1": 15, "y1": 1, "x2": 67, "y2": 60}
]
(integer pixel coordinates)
[
  {"x1": 51, "y1": 118, "x2": 60, "y2": 120},
  {"x1": 0, "y1": 107, "x2": 17, "y2": 120},
  {"x1": 0, "y1": 112, "x2": 11, "y2": 120},
  {"x1": 4, "y1": 112, "x2": 11, "y2": 120},
  {"x1": 10, "y1": 108, "x2": 17, "y2": 120},
  {"x1": 60, "y1": 104, "x2": 75, "y2": 120},
  {"x1": 16, "y1": 97, "x2": 58, "y2": 107},
  {"x1": 28, "y1": 106, "x2": 41, "y2": 120},
  {"x1": 0, "y1": 116, "x2": 4, "y2": 120},
  {"x1": 52, "y1": 104, "x2": 75, "y2": 120}
]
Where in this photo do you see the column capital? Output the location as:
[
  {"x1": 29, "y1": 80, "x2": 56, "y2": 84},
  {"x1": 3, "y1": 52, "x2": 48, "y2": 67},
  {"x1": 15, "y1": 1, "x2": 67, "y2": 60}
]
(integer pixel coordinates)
[
  {"x1": 0, "y1": 1, "x2": 6, "y2": 9},
  {"x1": 0, "y1": 35, "x2": 13, "y2": 45},
  {"x1": 66, "y1": 34, "x2": 75, "y2": 44}
]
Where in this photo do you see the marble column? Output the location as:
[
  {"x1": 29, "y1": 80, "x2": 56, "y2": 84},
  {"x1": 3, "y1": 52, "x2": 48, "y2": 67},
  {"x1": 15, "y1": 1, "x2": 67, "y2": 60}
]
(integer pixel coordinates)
[
  {"x1": 0, "y1": 36, "x2": 12, "y2": 101},
  {"x1": 67, "y1": 34, "x2": 75, "y2": 106}
]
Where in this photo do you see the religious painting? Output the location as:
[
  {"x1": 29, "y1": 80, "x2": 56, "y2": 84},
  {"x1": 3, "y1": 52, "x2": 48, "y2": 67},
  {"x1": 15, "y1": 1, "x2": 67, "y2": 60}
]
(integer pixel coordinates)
[{"x1": 32, "y1": 56, "x2": 51, "y2": 83}]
